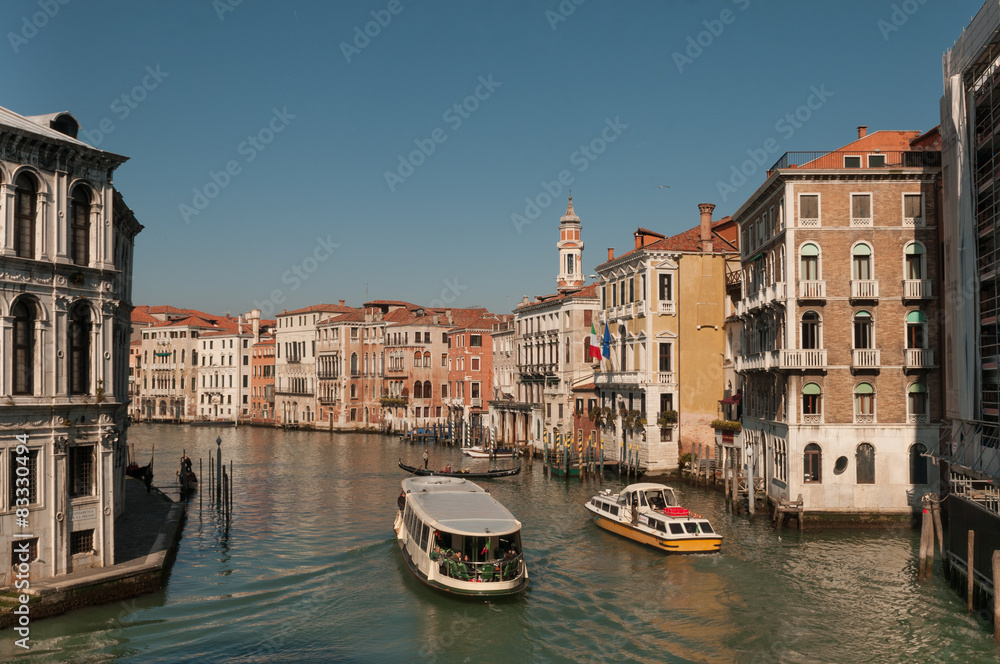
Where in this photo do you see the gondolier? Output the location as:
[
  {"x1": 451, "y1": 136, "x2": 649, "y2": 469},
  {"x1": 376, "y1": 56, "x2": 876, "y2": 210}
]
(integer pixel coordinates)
[{"x1": 423, "y1": 448, "x2": 429, "y2": 469}]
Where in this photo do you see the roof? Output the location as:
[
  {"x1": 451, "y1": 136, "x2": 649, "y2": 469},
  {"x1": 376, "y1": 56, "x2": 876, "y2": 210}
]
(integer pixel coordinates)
[
  {"x1": 402, "y1": 477, "x2": 521, "y2": 536},
  {"x1": 572, "y1": 382, "x2": 597, "y2": 392},
  {"x1": 131, "y1": 308, "x2": 158, "y2": 325},
  {"x1": 598, "y1": 217, "x2": 738, "y2": 269},
  {"x1": 515, "y1": 282, "x2": 600, "y2": 311},
  {"x1": 279, "y1": 303, "x2": 356, "y2": 317},
  {"x1": 0, "y1": 105, "x2": 126, "y2": 161}
]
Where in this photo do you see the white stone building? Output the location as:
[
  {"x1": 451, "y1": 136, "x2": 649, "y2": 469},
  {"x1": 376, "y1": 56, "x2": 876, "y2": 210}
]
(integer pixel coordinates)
[{"x1": 0, "y1": 106, "x2": 141, "y2": 582}]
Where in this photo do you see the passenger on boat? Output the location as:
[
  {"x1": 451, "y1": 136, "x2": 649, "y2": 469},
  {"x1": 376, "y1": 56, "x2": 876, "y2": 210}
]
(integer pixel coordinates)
[{"x1": 397, "y1": 491, "x2": 406, "y2": 511}]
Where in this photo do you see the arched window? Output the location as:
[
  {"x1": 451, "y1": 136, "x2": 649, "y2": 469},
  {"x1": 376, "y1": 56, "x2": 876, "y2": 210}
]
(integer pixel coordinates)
[
  {"x1": 414, "y1": 381, "x2": 423, "y2": 399},
  {"x1": 910, "y1": 443, "x2": 929, "y2": 484},
  {"x1": 423, "y1": 351, "x2": 431, "y2": 367},
  {"x1": 800, "y1": 243, "x2": 819, "y2": 281},
  {"x1": 350, "y1": 352, "x2": 358, "y2": 375},
  {"x1": 12, "y1": 299, "x2": 35, "y2": 394},
  {"x1": 350, "y1": 384, "x2": 357, "y2": 399},
  {"x1": 71, "y1": 186, "x2": 91, "y2": 266},
  {"x1": 802, "y1": 382, "x2": 822, "y2": 417},
  {"x1": 853, "y1": 311, "x2": 873, "y2": 349},
  {"x1": 906, "y1": 311, "x2": 926, "y2": 349},
  {"x1": 801, "y1": 311, "x2": 820, "y2": 349},
  {"x1": 414, "y1": 352, "x2": 421, "y2": 367},
  {"x1": 804, "y1": 443, "x2": 822, "y2": 483},
  {"x1": 778, "y1": 245, "x2": 785, "y2": 282},
  {"x1": 908, "y1": 382, "x2": 928, "y2": 421},
  {"x1": 68, "y1": 302, "x2": 91, "y2": 394},
  {"x1": 856, "y1": 443, "x2": 875, "y2": 484},
  {"x1": 423, "y1": 381, "x2": 432, "y2": 400},
  {"x1": 852, "y1": 243, "x2": 872, "y2": 280},
  {"x1": 14, "y1": 173, "x2": 37, "y2": 259},
  {"x1": 854, "y1": 383, "x2": 874, "y2": 422},
  {"x1": 904, "y1": 243, "x2": 925, "y2": 280}
]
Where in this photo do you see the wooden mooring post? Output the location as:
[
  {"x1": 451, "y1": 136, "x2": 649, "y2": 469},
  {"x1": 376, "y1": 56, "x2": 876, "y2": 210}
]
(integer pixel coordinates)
[
  {"x1": 918, "y1": 494, "x2": 934, "y2": 582},
  {"x1": 994, "y1": 550, "x2": 1000, "y2": 642}
]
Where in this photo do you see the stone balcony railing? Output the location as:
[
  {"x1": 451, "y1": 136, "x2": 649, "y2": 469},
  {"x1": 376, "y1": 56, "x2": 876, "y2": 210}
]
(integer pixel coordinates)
[
  {"x1": 798, "y1": 280, "x2": 826, "y2": 299},
  {"x1": 659, "y1": 301, "x2": 676, "y2": 316},
  {"x1": 850, "y1": 280, "x2": 879, "y2": 299},
  {"x1": 801, "y1": 413, "x2": 823, "y2": 424},
  {"x1": 908, "y1": 413, "x2": 929, "y2": 424},
  {"x1": 903, "y1": 279, "x2": 933, "y2": 299},
  {"x1": 905, "y1": 348, "x2": 935, "y2": 369},
  {"x1": 657, "y1": 372, "x2": 676, "y2": 389},
  {"x1": 780, "y1": 349, "x2": 827, "y2": 370},
  {"x1": 595, "y1": 371, "x2": 643, "y2": 385},
  {"x1": 855, "y1": 413, "x2": 875, "y2": 424},
  {"x1": 851, "y1": 348, "x2": 880, "y2": 369}
]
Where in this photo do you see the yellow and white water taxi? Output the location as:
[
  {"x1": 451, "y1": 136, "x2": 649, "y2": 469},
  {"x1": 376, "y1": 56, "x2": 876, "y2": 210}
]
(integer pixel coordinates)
[
  {"x1": 585, "y1": 483, "x2": 722, "y2": 553},
  {"x1": 395, "y1": 476, "x2": 528, "y2": 596}
]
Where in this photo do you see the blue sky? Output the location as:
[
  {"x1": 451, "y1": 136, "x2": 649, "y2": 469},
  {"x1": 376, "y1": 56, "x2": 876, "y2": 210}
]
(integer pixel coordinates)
[{"x1": 5, "y1": 0, "x2": 983, "y2": 317}]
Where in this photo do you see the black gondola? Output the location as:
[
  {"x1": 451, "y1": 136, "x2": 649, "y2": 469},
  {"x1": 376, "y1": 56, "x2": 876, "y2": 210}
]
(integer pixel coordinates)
[{"x1": 398, "y1": 459, "x2": 521, "y2": 478}]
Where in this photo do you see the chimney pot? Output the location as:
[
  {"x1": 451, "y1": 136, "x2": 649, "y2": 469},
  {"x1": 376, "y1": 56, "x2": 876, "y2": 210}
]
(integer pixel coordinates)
[
  {"x1": 634, "y1": 233, "x2": 642, "y2": 250},
  {"x1": 607, "y1": 247, "x2": 614, "y2": 261},
  {"x1": 698, "y1": 203, "x2": 716, "y2": 253},
  {"x1": 339, "y1": 299, "x2": 345, "y2": 306},
  {"x1": 857, "y1": 125, "x2": 868, "y2": 139}
]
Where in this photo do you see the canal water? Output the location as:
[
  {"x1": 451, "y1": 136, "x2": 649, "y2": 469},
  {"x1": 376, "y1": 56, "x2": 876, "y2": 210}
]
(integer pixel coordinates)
[{"x1": 4, "y1": 425, "x2": 997, "y2": 663}]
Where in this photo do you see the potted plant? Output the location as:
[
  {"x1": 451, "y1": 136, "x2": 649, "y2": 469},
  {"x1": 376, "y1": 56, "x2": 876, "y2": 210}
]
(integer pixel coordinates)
[{"x1": 710, "y1": 418, "x2": 742, "y2": 432}]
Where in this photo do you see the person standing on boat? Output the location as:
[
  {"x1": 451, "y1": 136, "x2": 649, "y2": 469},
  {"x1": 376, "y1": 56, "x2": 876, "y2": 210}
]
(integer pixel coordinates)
[{"x1": 422, "y1": 448, "x2": 429, "y2": 469}]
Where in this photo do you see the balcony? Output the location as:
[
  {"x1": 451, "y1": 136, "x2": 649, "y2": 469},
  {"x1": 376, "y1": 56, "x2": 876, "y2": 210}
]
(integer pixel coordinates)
[
  {"x1": 855, "y1": 413, "x2": 875, "y2": 424},
  {"x1": 851, "y1": 217, "x2": 873, "y2": 227},
  {"x1": 851, "y1": 349, "x2": 880, "y2": 370},
  {"x1": 903, "y1": 279, "x2": 933, "y2": 299},
  {"x1": 801, "y1": 414, "x2": 823, "y2": 425},
  {"x1": 657, "y1": 372, "x2": 676, "y2": 389},
  {"x1": 471, "y1": 398, "x2": 483, "y2": 408},
  {"x1": 850, "y1": 280, "x2": 879, "y2": 300},
  {"x1": 658, "y1": 301, "x2": 676, "y2": 316},
  {"x1": 908, "y1": 413, "x2": 929, "y2": 424},
  {"x1": 779, "y1": 349, "x2": 827, "y2": 370},
  {"x1": 594, "y1": 371, "x2": 643, "y2": 385},
  {"x1": 798, "y1": 280, "x2": 826, "y2": 300},
  {"x1": 905, "y1": 348, "x2": 935, "y2": 370}
]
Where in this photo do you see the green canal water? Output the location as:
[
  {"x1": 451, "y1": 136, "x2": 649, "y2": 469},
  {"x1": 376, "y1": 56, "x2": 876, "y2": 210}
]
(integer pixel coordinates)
[{"x1": 3, "y1": 425, "x2": 998, "y2": 663}]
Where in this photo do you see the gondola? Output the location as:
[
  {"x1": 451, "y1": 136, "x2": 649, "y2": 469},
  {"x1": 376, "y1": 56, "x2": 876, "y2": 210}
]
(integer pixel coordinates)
[
  {"x1": 126, "y1": 443, "x2": 153, "y2": 479},
  {"x1": 398, "y1": 459, "x2": 521, "y2": 478}
]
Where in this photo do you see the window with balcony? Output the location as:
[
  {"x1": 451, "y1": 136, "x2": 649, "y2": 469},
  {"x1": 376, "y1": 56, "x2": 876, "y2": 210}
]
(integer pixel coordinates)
[
  {"x1": 856, "y1": 443, "x2": 875, "y2": 484},
  {"x1": 851, "y1": 193, "x2": 872, "y2": 226},
  {"x1": 802, "y1": 382, "x2": 822, "y2": 419},
  {"x1": 800, "y1": 243, "x2": 819, "y2": 280},
  {"x1": 14, "y1": 173, "x2": 37, "y2": 259},
  {"x1": 803, "y1": 443, "x2": 822, "y2": 483},
  {"x1": 909, "y1": 443, "x2": 929, "y2": 484},
  {"x1": 658, "y1": 274, "x2": 672, "y2": 301},
  {"x1": 658, "y1": 343, "x2": 672, "y2": 372},
  {"x1": 68, "y1": 302, "x2": 91, "y2": 395},
  {"x1": 905, "y1": 243, "x2": 925, "y2": 279},
  {"x1": 854, "y1": 311, "x2": 873, "y2": 349},
  {"x1": 799, "y1": 194, "x2": 819, "y2": 226},
  {"x1": 906, "y1": 311, "x2": 926, "y2": 349},
  {"x1": 801, "y1": 311, "x2": 821, "y2": 349},
  {"x1": 852, "y1": 244, "x2": 872, "y2": 280},
  {"x1": 854, "y1": 383, "x2": 874, "y2": 423}
]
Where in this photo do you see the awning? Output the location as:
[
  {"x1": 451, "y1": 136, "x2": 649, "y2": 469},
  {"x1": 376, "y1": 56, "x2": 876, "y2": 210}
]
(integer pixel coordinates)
[{"x1": 719, "y1": 392, "x2": 742, "y2": 405}]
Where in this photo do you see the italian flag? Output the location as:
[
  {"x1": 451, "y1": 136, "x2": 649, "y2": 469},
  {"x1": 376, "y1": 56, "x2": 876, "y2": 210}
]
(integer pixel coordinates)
[{"x1": 587, "y1": 323, "x2": 602, "y2": 360}]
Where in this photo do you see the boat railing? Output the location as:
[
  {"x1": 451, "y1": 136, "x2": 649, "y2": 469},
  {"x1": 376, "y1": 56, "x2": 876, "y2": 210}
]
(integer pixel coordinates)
[{"x1": 430, "y1": 550, "x2": 523, "y2": 582}]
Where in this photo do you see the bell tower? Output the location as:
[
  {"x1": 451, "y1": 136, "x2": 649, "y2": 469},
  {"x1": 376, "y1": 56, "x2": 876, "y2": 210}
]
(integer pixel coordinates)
[{"x1": 557, "y1": 195, "x2": 584, "y2": 292}]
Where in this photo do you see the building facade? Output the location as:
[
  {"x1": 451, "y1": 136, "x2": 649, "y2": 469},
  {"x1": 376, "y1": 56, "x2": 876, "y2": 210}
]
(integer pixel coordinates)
[
  {"x1": 733, "y1": 127, "x2": 942, "y2": 517},
  {"x1": 250, "y1": 337, "x2": 275, "y2": 424},
  {"x1": 0, "y1": 107, "x2": 141, "y2": 582},
  {"x1": 594, "y1": 204, "x2": 739, "y2": 473}
]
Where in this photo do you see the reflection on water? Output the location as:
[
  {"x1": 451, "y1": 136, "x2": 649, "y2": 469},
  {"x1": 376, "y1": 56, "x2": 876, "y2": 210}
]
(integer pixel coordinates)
[{"x1": 2, "y1": 425, "x2": 996, "y2": 663}]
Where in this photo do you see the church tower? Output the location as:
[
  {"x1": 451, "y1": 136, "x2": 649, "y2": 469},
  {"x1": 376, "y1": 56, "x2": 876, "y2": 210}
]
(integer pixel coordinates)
[{"x1": 556, "y1": 196, "x2": 584, "y2": 292}]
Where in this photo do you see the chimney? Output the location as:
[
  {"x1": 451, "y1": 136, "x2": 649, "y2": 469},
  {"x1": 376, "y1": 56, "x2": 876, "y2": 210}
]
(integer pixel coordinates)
[
  {"x1": 250, "y1": 308, "x2": 260, "y2": 342},
  {"x1": 634, "y1": 232, "x2": 642, "y2": 250},
  {"x1": 339, "y1": 299, "x2": 345, "y2": 306},
  {"x1": 857, "y1": 125, "x2": 868, "y2": 139},
  {"x1": 698, "y1": 203, "x2": 716, "y2": 253},
  {"x1": 607, "y1": 247, "x2": 614, "y2": 261}
]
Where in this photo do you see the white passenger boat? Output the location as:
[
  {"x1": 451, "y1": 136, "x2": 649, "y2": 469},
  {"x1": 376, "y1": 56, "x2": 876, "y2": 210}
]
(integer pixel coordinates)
[
  {"x1": 461, "y1": 446, "x2": 515, "y2": 459},
  {"x1": 395, "y1": 476, "x2": 528, "y2": 596},
  {"x1": 585, "y1": 483, "x2": 722, "y2": 553}
]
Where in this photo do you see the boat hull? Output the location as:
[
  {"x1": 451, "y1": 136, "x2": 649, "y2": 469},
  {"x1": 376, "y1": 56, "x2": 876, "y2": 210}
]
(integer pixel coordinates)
[
  {"x1": 462, "y1": 447, "x2": 515, "y2": 459},
  {"x1": 588, "y1": 510, "x2": 722, "y2": 553}
]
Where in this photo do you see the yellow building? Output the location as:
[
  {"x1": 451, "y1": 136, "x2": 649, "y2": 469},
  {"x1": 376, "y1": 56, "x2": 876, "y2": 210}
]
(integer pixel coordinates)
[{"x1": 594, "y1": 204, "x2": 739, "y2": 473}]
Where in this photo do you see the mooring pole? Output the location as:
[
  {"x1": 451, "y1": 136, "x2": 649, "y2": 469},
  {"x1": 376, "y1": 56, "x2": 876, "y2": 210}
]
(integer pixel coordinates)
[
  {"x1": 993, "y1": 550, "x2": 1000, "y2": 642},
  {"x1": 931, "y1": 498, "x2": 944, "y2": 557},
  {"x1": 918, "y1": 495, "x2": 933, "y2": 581},
  {"x1": 216, "y1": 436, "x2": 222, "y2": 506}
]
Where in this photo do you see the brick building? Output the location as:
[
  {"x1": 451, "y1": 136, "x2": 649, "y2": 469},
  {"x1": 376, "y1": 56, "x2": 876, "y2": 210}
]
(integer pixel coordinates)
[
  {"x1": 732, "y1": 126, "x2": 942, "y2": 517},
  {"x1": 250, "y1": 337, "x2": 275, "y2": 423}
]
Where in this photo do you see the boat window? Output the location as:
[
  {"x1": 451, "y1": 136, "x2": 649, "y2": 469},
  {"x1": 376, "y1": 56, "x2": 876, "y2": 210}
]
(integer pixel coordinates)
[
  {"x1": 699, "y1": 522, "x2": 714, "y2": 534},
  {"x1": 420, "y1": 524, "x2": 430, "y2": 551},
  {"x1": 651, "y1": 519, "x2": 666, "y2": 532},
  {"x1": 637, "y1": 492, "x2": 648, "y2": 507},
  {"x1": 684, "y1": 523, "x2": 699, "y2": 534},
  {"x1": 602, "y1": 502, "x2": 612, "y2": 513},
  {"x1": 609, "y1": 505, "x2": 619, "y2": 516},
  {"x1": 669, "y1": 523, "x2": 684, "y2": 534},
  {"x1": 646, "y1": 491, "x2": 666, "y2": 510},
  {"x1": 664, "y1": 489, "x2": 678, "y2": 507}
]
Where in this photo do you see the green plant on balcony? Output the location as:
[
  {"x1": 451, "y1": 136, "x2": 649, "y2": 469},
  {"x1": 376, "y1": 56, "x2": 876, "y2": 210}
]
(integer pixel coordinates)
[
  {"x1": 657, "y1": 410, "x2": 678, "y2": 428},
  {"x1": 710, "y1": 418, "x2": 742, "y2": 432},
  {"x1": 380, "y1": 396, "x2": 408, "y2": 407},
  {"x1": 96, "y1": 380, "x2": 105, "y2": 403}
]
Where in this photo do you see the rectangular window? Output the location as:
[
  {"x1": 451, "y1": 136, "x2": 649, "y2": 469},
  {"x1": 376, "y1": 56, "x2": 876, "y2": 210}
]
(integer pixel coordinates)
[
  {"x1": 70, "y1": 529, "x2": 95, "y2": 555},
  {"x1": 658, "y1": 274, "x2": 672, "y2": 301},
  {"x1": 844, "y1": 155, "x2": 861, "y2": 168},
  {"x1": 628, "y1": 278, "x2": 634, "y2": 302},
  {"x1": 470, "y1": 335, "x2": 482, "y2": 347},
  {"x1": 800, "y1": 194, "x2": 819, "y2": 221},
  {"x1": 658, "y1": 343, "x2": 672, "y2": 372},
  {"x1": 11, "y1": 538, "x2": 38, "y2": 565},
  {"x1": 868, "y1": 154, "x2": 886, "y2": 168},
  {"x1": 472, "y1": 382, "x2": 480, "y2": 399},
  {"x1": 851, "y1": 194, "x2": 871, "y2": 221},
  {"x1": 69, "y1": 446, "x2": 95, "y2": 497},
  {"x1": 471, "y1": 357, "x2": 480, "y2": 371},
  {"x1": 10, "y1": 449, "x2": 39, "y2": 505},
  {"x1": 904, "y1": 194, "x2": 922, "y2": 219},
  {"x1": 441, "y1": 353, "x2": 447, "y2": 367}
]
